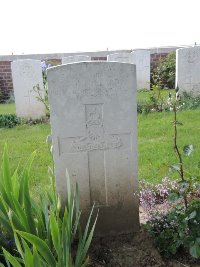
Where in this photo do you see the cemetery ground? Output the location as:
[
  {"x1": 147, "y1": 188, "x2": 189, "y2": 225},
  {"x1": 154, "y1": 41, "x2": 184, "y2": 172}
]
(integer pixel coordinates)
[{"x1": 0, "y1": 91, "x2": 200, "y2": 266}]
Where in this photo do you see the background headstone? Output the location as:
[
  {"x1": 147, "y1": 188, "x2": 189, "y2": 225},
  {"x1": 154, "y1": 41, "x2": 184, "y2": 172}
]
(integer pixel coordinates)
[
  {"x1": 107, "y1": 51, "x2": 150, "y2": 90},
  {"x1": 107, "y1": 52, "x2": 131, "y2": 63},
  {"x1": 176, "y1": 46, "x2": 200, "y2": 94},
  {"x1": 131, "y1": 50, "x2": 150, "y2": 90},
  {"x1": 47, "y1": 62, "x2": 139, "y2": 235},
  {"x1": 11, "y1": 59, "x2": 45, "y2": 119},
  {"x1": 62, "y1": 55, "x2": 91, "y2": 64}
]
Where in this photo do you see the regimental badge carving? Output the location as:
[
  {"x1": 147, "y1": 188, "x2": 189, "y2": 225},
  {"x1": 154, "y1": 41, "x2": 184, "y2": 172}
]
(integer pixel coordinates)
[
  {"x1": 58, "y1": 104, "x2": 131, "y2": 155},
  {"x1": 86, "y1": 106, "x2": 103, "y2": 127}
]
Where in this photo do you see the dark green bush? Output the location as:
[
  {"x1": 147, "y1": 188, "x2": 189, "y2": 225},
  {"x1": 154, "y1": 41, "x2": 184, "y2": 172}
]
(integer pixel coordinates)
[
  {"x1": 0, "y1": 114, "x2": 20, "y2": 128},
  {"x1": 152, "y1": 52, "x2": 176, "y2": 89}
]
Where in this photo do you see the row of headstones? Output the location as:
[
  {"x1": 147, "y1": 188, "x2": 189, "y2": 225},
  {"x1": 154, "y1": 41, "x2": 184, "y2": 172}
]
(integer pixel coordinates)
[
  {"x1": 10, "y1": 46, "x2": 200, "y2": 236},
  {"x1": 62, "y1": 50, "x2": 151, "y2": 91},
  {"x1": 11, "y1": 50, "x2": 150, "y2": 119},
  {"x1": 11, "y1": 46, "x2": 200, "y2": 120}
]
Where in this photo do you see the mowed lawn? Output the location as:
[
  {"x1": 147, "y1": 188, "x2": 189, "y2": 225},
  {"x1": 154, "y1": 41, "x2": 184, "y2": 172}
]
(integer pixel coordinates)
[
  {"x1": 0, "y1": 103, "x2": 199, "y2": 199},
  {"x1": 0, "y1": 103, "x2": 16, "y2": 114},
  {"x1": 0, "y1": 121, "x2": 51, "y2": 200}
]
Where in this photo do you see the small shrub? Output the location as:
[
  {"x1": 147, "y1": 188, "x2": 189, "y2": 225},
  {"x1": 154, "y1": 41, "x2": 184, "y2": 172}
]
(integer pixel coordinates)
[
  {"x1": 0, "y1": 114, "x2": 20, "y2": 128},
  {"x1": 32, "y1": 60, "x2": 51, "y2": 116},
  {"x1": 21, "y1": 116, "x2": 49, "y2": 125},
  {"x1": 152, "y1": 52, "x2": 176, "y2": 89},
  {"x1": 5, "y1": 93, "x2": 15, "y2": 104},
  {"x1": 146, "y1": 199, "x2": 200, "y2": 258},
  {"x1": 0, "y1": 88, "x2": 4, "y2": 103},
  {"x1": 146, "y1": 205, "x2": 186, "y2": 256},
  {"x1": 145, "y1": 89, "x2": 200, "y2": 259}
]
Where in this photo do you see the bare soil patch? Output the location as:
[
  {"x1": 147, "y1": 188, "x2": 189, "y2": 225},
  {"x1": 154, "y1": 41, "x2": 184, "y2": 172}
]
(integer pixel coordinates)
[{"x1": 88, "y1": 206, "x2": 200, "y2": 267}]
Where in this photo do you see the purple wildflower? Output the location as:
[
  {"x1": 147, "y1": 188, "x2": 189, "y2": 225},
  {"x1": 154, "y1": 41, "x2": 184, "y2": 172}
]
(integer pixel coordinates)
[{"x1": 41, "y1": 60, "x2": 47, "y2": 72}]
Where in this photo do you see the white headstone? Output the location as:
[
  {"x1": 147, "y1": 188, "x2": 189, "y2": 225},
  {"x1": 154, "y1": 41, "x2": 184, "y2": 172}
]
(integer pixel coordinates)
[
  {"x1": 131, "y1": 50, "x2": 150, "y2": 90},
  {"x1": 176, "y1": 46, "x2": 200, "y2": 94},
  {"x1": 62, "y1": 55, "x2": 91, "y2": 64},
  {"x1": 107, "y1": 53, "x2": 131, "y2": 63},
  {"x1": 11, "y1": 59, "x2": 45, "y2": 119},
  {"x1": 107, "y1": 51, "x2": 150, "y2": 90},
  {"x1": 47, "y1": 62, "x2": 139, "y2": 235}
]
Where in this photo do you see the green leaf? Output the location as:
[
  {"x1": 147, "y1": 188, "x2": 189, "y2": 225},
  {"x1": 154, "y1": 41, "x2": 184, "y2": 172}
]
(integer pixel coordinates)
[
  {"x1": 22, "y1": 239, "x2": 34, "y2": 267},
  {"x1": 169, "y1": 164, "x2": 181, "y2": 172},
  {"x1": 188, "y1": 211, "x2": 197, "y2": 220},
  {"x1": 2, "y1": 144, "x2": 12, "y2": 195},
  {"x1": 16, "y1": 231, "x2": 56, "y2": 267},
  {"x1": 3, "y1": 249, "x2": 22, "y2": 267},
  {"x1": 33, "y1": 246, "x2": 44, "y2": 267},
  {"x1": 12, "y1": 198, "x2": 30, "y2": 232},
  {"x1": 0, "y1": 210, "x2": 12, "y2": 232},
  {"x1": 22, "y1": 170, "x2": 37, "y2": 235},
  {"x1": 168, "y1": 192, "x2": 180, "y2": 202},
  {"x1": 183, "y1": 145, "x2": 193, "y2": 156},
  {"x1": 178, "y1": 181, "x2": 189, "y2": 194},
  {"x1": 190, "y1": 242, "x2": 200, "y2": 258},
  {"x1": 75, "y1": 205, "x2": 98, "y2": 266},
  {"x1": 50, "y1": 212, "x2": 60, "y2": 254},
  {"x1": 11, "y1": 169, "x2": 20, "y2": 200}
]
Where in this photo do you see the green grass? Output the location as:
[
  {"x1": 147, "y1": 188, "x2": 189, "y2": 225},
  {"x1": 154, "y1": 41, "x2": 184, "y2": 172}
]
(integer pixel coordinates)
[
  {"x1": 0, "y1": 100, "x2": 199, "y2": 198},
  {"x1": 137, "y1": 89, "x2": 175, "y2": 104},
  {"x1": 0, "y1": 103, "x2": 16, "y2": 114},
  {"x1": 0, "y1": 123, "x2": 51, "y2": 200},
  {"x1": 138, "y1": 110, "x2": 200, "y2": 183}
]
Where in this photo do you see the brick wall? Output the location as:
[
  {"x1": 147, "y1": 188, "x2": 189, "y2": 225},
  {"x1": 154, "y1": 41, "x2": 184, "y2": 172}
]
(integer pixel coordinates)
[
  {"x1": 0, "y1": 61, "x2": 13, "y2": 102},
  {"x1": 91, "y1": 57, "x2": 107, "y2": 61},
  {"x1": 45, "y1": 58, "x2": 62, "y2": 66},
  {"x1": 150, "y1": 53, "x2": 168, "y2": 70},
  {"x1": 0, "y1": 51, "x2": 174, "y2": 102}
]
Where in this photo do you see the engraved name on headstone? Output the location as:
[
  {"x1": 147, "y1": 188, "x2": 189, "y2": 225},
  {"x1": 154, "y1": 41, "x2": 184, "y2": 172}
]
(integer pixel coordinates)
[{"x1": 47, "y1": 62, "x2": 139, "y2": 235}]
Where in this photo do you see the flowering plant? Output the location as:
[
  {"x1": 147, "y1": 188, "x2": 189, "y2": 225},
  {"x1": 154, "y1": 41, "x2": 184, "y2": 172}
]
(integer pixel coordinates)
[
  {"x1": 144, "y1": 88, "x2": 200, "y2": 258},
  {"x1": 33, "y1": 60, "x2": 51, "y2": 115}
]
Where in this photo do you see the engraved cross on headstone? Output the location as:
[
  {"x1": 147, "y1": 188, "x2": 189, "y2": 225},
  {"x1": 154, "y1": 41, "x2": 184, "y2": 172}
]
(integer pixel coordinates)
[{"x1": 58, "y1": 103, "x2": 131, "y2": 207}]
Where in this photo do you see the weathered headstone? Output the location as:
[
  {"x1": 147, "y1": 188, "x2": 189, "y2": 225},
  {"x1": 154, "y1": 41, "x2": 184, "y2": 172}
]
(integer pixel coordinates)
[
  {"x1": 107, "y1": 51, "x2": 150, "y2": 90},
  {"x1": 47, "y1": 62, "x2": 139, "y2": 235},
  {"x1": 107, "y1": 52, "x2": 131, "y2": 63},
  {"x1": 11, "y1": 59, "x2": 45, "y2": 119},
  {"x1": 176, "y1": 46, "x2": 200, "y2": 94},
  {"x1": 62, "y1": 55, "x2": 91, "y2": 64},
  {"x1": 131, "y1": 50, "x2": 150, "y2": 90}
]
